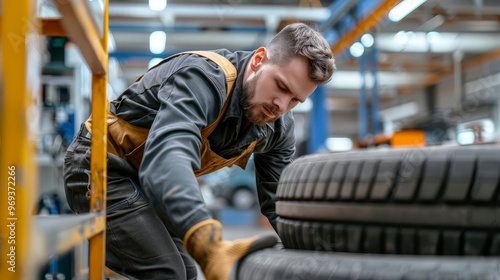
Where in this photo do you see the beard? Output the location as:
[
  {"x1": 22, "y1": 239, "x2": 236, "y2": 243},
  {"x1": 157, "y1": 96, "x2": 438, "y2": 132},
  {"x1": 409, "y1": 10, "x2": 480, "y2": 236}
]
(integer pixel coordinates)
[{"x1": 240, "y1": 72, "x2": 281, "y2": 126}]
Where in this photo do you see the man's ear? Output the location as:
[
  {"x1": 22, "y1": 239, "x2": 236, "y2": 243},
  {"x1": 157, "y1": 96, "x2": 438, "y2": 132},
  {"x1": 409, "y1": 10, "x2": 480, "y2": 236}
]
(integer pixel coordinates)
[{"x1": 250, "y1": 47, "x2": 267, "y2": 71}]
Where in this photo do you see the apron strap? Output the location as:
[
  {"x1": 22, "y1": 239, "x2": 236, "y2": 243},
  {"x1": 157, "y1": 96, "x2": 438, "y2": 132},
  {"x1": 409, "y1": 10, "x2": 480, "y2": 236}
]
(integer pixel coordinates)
[{"x1": 135, "y1": 51, "x2": 237, "y2": 137}]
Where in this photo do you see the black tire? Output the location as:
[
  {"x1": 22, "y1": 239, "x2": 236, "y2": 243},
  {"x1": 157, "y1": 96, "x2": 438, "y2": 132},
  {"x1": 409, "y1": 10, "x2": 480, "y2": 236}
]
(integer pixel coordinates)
[
  {"x1": 276, "y1": 145, "x2": 500, "y2": 256},
  {"x1": 236, "y1": 247, "x2": 500, "y2": 280}
]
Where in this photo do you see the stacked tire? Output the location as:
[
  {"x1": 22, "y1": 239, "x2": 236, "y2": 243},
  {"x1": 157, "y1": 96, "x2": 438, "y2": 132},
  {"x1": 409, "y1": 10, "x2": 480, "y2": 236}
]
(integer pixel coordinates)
[{"x1": 237, "y1": 145, "x2": 500, "y2": 279}]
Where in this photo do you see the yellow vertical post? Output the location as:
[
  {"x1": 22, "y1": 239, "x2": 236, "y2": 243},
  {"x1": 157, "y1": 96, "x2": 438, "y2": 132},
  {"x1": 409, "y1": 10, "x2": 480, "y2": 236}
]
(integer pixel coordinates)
[
  {"x1": 0, "y1": 0, "x2": 39, "y2": 279},
  {"x1": 89, "y1": 0, "x2": 109, "y2": 278}
]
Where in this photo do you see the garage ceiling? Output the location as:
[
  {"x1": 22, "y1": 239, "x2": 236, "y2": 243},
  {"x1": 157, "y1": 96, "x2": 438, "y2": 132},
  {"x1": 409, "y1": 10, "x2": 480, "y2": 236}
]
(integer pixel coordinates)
[
  {"x1": 41, "y1": 0, "x2": 500, "y2": 135},
  {"x1": 104, "y1": 0, "x2": 500, "y2": 97}
]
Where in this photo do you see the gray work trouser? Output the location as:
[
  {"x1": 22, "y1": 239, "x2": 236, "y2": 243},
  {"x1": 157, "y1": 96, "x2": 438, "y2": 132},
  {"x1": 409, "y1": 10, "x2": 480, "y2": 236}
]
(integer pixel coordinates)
[{"x1": 63, "y1": 124, "x2": 197, "y2": 280}]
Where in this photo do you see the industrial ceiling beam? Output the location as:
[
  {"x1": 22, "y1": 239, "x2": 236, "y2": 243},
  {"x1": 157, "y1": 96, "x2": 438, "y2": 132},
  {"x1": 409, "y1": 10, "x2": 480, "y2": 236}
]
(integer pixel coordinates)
[
  {"x1": 397, "y1": 49, "x2": 500, "y2": 93},
  {"x1": 53, "y1": 0, "x2": 107, "y2": 75},
  {"x1": 332, "y1": 0, "x2": 401, "y2": 55},
  {"x1": 108, "y1": 4, "x2": 330, "y2": 22},
  {"x1": 319, "y1": 0, "x2": 359, "y2": 32}
]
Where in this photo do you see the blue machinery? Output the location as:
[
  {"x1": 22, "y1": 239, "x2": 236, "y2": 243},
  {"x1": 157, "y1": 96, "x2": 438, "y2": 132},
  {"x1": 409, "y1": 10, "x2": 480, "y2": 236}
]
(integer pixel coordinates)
[{"x1": 309, "y1": 0, "x2": 391, "y2": 152}]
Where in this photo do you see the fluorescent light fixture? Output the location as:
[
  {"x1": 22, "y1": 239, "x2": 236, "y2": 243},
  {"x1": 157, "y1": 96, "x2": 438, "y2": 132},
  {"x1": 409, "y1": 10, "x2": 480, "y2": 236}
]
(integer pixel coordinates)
[
  {"x1": 388, "y1": 0, "x2": 426, "y2": 22},
  {"x1": 148, "y1": 58, "x2": 164, "y2": 69},
  {"x1": 149, "y1": 0, "x2": 167, "y2": 11},
  {"x1": 361, "y1": 33, "x2": 374, "y2": 48},
  {"x1": 426, "y1": 31, "x2": 441, "y2": 44},
  {"x1": 149, "y1": 31, "x2": 166, "y2": 54},
  {"x1": 407, "y1": 31, "x2": 417, "y2": 41},
  {"x1": 349, "y1": 42, "x2": 364, "y2": 57},
  {"x1": 457, "y1": 131, "x2": 475, "y2": 145},
  {"x1": 394, "y1": 30, "x2": 409, "y2": 45},
  {"x1": 325, "y1": 137, "x2": 353, "y2": 152}
]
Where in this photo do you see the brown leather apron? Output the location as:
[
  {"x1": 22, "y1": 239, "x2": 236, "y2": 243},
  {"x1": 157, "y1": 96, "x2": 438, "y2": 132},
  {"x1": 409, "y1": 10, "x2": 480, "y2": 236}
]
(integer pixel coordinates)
[{"x1": 85, "y1": 51, "x2": 257, "y2": 176}]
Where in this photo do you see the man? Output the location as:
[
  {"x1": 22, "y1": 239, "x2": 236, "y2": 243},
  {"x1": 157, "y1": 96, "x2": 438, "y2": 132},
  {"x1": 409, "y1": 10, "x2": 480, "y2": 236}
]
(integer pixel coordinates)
[{"x1": 63, "y1": 22, "x2": 335, "y2": 280}]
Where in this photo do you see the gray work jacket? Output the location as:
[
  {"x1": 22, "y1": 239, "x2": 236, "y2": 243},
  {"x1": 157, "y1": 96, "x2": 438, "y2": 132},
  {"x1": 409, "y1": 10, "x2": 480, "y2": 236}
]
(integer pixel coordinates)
[{"x1": 111, "y1": 49, "x2": 296, "y2": 235}]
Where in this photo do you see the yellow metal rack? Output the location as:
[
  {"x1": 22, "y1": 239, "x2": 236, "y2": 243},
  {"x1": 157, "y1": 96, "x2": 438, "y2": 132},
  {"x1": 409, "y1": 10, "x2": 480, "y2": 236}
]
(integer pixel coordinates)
[{"x1": 1, "y1": 0, "x2": 109, "y2": 279}]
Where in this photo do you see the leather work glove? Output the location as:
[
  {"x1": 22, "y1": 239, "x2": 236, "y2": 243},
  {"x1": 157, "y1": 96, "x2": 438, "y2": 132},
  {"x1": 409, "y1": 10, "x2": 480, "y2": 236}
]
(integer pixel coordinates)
[{"x1": 184, "y1": 219, "x2": 277, "y2": 280}]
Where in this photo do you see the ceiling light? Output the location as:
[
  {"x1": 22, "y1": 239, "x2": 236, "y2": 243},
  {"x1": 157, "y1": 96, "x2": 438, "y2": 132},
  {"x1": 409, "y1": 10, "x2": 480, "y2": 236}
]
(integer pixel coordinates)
[
  {"x1": 149, "y1": 31, "x2": 166, "y2": 54},
  {"x1": 426, "y1": 31, "x2": 441, "y2": 44},
  {"x1": 394, "y1": 31, "x2": 409, "y2": 45},
  {"x1": 406, "y1": 31, "x2": 417, "y2": 43},
  {"x1": 325, "y1": 137, "x2": 353, "y2": 152},
  {"x1": 361, "y1": 33, "x2": 374, "y2": 48},
  {"x1": 388, "y1": 0, "x2": 427, "y2": 22},
  {"x1": 457, "y1": 131, "x2": 475, "y2": 145},
  {"x1": 149, "y1": 0, "x2": 167, "y2": 11},
  {"x1": 349, "y1": 42, "x2": 365, "y2": 58},
  {"x1": 148, "y1": 58, "x2": 164, "y2": 69}
]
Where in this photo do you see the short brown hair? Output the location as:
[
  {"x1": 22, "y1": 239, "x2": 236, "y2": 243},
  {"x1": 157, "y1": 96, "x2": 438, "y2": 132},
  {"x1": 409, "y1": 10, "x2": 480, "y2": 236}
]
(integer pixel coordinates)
[{"x1": 266, "y1": 22, "x2": 336, "y2": 85}]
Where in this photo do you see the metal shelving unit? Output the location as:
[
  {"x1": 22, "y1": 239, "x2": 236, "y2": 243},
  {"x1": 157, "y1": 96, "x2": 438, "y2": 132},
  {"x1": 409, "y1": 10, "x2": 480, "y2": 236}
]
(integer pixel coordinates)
[{"x1": 1, "y1": 0, "x2": 109, "y2": 279}]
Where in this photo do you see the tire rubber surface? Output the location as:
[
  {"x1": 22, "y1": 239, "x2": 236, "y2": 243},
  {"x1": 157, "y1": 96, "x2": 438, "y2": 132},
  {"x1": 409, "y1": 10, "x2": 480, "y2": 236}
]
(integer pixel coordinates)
[
  {"x1": 237, "y1": 246, "x2": 500, "y2": 280},
  {"x1": 276, "y1": 145, "x2": 500, "y2": 256}
]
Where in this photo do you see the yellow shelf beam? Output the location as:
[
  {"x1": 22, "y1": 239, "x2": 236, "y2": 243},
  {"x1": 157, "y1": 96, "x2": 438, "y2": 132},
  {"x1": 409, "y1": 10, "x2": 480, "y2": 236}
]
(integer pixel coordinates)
[
  {"x1": 88, "y1": 0, "x2": 109, "y2": 278},
  {"x1": 53, "y1": 0, "x2": 107, "y2": 75},
  {"x1": 332, "y1": 0, "x2": 401, "y2": 55},
  {"x1": 1, "y1": 0, "x2": 39, "y2": 279},
  {"x1": 2, "y1": 0, "x2": 109, "y2": 278},
  {"x1": 34, "y1": 214, "x2": 106, "y2": 264},
  {"x1": 44, "y1": 0, "x2": 110, "y2": 277}
]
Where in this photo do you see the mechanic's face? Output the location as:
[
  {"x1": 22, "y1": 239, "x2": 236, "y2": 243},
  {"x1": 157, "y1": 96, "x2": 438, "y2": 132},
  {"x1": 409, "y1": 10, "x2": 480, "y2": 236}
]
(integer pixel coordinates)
[{"x1": 241, "y1": 48, "x2": 316, "y2": 126}]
